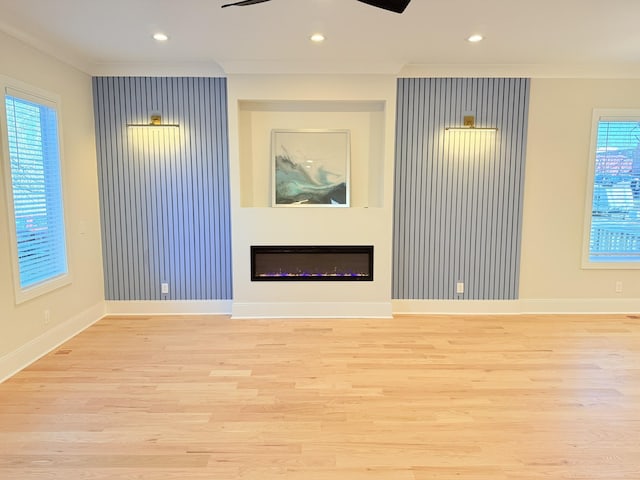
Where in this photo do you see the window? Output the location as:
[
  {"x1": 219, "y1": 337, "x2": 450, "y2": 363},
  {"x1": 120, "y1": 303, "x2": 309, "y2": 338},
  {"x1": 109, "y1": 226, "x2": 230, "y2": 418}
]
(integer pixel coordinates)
[
  {"x1": 583, "y1": 109, "x2": 640, "y2": 268},
  {"x1": 1, "y1": 78, "x2": 70, "y2": 302}
]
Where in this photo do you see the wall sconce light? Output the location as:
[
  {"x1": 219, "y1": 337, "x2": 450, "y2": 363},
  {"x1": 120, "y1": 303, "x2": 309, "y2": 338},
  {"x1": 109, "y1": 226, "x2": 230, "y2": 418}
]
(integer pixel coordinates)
[
  {"x1": 446, "y1": 115, "x2": 497, "y2": 132},
  {"x1": 127, "y1": 114, "x2": 179, "y2": 128}
]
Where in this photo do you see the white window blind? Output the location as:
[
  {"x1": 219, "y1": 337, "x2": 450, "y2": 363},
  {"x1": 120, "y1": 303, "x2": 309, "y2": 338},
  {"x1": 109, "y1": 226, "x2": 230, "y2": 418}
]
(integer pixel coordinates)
[
  {"x1": 4, "y1": 92, "x2": 68, "y2": 290},
  {"x1": 585, "y1": 112, "x2": 640, "y2": 267}
]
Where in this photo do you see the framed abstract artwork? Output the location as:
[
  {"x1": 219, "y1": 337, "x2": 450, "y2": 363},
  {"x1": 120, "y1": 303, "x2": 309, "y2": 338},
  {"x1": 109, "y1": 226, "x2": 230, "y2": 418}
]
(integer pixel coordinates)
[{"x1": 271, "y1": 129, "x2": 350, "y2": 207}]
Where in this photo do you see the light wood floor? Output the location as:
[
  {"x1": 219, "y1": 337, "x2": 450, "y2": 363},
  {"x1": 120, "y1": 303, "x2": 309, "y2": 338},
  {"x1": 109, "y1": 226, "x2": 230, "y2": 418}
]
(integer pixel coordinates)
[{"x1": 0, "y1": 314, "x2": 639, "y2": 479}]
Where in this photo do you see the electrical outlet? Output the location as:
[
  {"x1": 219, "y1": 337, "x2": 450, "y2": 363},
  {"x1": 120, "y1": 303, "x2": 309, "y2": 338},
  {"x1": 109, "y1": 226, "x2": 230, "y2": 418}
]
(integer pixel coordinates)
[
  {"x1": 615, "y1": 281, "x2": 623, "y2": 293},
  {"x1": 44, "y1": 310, "x2": 50, "y2": 325},
  {"x1": 456, "y1": 282, "x2": 465, "y2": 294},
  {"x1": 161, "y1": 283, "x2": 169, "y2": 295}
]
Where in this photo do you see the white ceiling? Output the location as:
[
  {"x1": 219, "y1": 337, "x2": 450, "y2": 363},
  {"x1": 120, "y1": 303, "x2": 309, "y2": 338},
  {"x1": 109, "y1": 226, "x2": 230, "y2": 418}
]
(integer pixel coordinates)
[{"x1": 1, "y1": 0, "x2": 639, "y2": 77}]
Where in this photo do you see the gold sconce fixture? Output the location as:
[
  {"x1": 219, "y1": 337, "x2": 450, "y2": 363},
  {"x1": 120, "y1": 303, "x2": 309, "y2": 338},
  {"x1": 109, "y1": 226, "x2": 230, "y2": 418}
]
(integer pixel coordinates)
[
  {"x1": 446, "y1": 115, "x2": 497, "y2": 132},
  {"x1": 127, "y1": 114, "x2": 179, "y2": 128}
]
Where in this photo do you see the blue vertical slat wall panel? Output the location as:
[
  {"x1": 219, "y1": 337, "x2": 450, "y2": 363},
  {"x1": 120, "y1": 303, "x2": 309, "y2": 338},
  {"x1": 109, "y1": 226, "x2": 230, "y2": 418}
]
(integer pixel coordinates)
[
  {"x1": 93, "y1": 77, "x2": 232, "y2": 301},
  {"x1": 393, "y1": 78, "x2": 530, "y2": 300}
]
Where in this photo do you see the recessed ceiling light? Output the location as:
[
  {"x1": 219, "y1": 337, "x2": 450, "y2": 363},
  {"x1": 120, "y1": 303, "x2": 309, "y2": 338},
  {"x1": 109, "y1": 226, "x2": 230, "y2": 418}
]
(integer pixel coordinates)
[
  {"x1": 467, "y1": 34, "x2": 483, "y2": 43},
  {"x1": 310, "y1": 33, "x2": 325, "y2": 43},
  {"x1": 153, "y1": 32, "x2": 169, "y2": 42}
]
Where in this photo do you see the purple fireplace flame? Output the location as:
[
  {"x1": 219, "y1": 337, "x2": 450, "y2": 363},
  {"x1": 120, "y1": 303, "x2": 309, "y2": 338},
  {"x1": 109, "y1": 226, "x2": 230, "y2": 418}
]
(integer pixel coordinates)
[{"x1": 251, "y1": 246, "x2": 373, "y2": 282}]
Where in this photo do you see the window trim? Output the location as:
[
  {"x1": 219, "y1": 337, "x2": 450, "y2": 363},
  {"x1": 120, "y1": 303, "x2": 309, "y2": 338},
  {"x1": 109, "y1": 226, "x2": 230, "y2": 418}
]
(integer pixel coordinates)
[
  {"x1": 0, "y1": 76, "x2": 72, "y2": 303},
  {"x1": 582, "y1": 108, "x2": 640, "y2": 270}
]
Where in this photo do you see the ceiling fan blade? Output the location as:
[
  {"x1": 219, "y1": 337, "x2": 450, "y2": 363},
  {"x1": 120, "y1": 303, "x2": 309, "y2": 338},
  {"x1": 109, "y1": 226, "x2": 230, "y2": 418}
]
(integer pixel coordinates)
[
  {"x1": 221, "y1": 0, "x2": 271, "y2": 7},
  {"x1": 221, "y1": 0, "x2": 411, "y2": 13},
  {"x1": 356, "y1": 0, "x2": 411, "y2": 13}
]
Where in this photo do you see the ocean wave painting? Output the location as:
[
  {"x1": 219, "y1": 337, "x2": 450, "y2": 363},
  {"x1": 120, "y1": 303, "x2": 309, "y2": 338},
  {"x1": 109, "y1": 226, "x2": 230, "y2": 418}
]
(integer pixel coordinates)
[{"x1": 272, "y1": 130, "x2": 350, "y2": 206}]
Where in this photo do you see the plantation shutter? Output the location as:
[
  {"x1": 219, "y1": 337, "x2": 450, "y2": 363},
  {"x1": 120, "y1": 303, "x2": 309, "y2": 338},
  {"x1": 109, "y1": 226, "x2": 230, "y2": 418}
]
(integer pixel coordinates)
[
  {"x1": 5, "y1": 91, "x2": 68, "y2": 288},
  {"x1": 588, "y1": 118, "x2": 640, "y2": 262}
]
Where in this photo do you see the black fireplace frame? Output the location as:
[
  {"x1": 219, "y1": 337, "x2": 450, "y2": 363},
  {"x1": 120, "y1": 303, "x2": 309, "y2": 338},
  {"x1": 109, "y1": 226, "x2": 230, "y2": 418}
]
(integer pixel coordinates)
[{"x1": 251, "y1": 245, "x2": 374, "y2": 282}]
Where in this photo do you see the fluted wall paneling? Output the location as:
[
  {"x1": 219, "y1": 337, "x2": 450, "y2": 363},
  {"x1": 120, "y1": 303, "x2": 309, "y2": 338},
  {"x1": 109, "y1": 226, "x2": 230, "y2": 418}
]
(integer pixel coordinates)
[
  {"x1": 93, "y1": 77, "x2": 232, "y2": 301},
  {"x1": 393, "y1": 78, "x2": 530, "y2": 300}
]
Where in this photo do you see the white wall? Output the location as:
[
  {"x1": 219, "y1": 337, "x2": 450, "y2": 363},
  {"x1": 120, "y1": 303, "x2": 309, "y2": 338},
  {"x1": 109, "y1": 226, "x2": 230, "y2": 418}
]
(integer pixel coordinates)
[
  {"x1": 230, "y1": 76, "x2": 640, "y2": 317},
  {"x1": 228, "y1": 75, "x2": 396, "y2": 318},
  {"x1": 520, "y1": 79, "x2": 640, "y2": 308},
  {"x1": 3, "y1": 23, "x2": 639, "y2": 343},
  {"x1": 0, "y1": 31, "x2": 105, "y2": 379}
]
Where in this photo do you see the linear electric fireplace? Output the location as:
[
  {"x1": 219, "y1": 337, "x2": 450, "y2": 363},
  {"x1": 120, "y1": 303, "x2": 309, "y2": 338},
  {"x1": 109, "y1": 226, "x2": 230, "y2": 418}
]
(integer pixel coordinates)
[{"x1": 251, "y1": 245, "x2": 373, "y2": 281}]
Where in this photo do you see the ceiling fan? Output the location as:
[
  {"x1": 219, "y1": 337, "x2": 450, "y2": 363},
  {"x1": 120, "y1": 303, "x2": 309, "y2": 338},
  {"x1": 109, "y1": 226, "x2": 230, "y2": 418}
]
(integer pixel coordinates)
[{"x1": 221, "y1": 0, "x2": 411, "y2": 14}]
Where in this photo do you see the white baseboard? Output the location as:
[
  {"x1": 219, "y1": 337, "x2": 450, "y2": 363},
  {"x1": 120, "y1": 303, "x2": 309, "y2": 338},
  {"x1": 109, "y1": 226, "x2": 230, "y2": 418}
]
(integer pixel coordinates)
[
  {"x1": 392, "y1": 300, "x2": 521, "y2": 315},
  {"x1": 519, "y1": 298, "x2": 640, "y2": 314},
  {"x1": 105, "y1": 300, "x2": 233, "y2": 316},
  {"x1": 392, "y1": 299, "x2": 640, "y2": 315},
  {"x1": 0, "y1": 302, "x2": 106, "y2": 383},
  {"x1": 232, "y1": 301, "x2": 393, "y2": 319}
]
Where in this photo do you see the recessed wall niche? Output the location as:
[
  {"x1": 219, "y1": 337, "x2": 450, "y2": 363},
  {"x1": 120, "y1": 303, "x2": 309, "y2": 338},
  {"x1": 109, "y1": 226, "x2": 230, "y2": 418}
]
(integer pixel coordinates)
[{"x1": 238, "y1": 100, "x2": 385, "y2": 208}]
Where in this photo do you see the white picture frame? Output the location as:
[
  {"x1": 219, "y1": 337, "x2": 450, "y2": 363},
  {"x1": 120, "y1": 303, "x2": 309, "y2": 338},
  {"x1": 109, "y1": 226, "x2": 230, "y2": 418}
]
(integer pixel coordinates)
[{"x1": 271, "y1": 129, "x2": 350, "y2": 207}]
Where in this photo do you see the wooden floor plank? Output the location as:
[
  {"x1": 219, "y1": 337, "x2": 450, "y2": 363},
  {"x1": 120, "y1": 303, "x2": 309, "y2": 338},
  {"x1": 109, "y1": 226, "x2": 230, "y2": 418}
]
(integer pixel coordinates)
[{"x1": 0, "y1": 314, "x2": 639, "y2": 479}]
